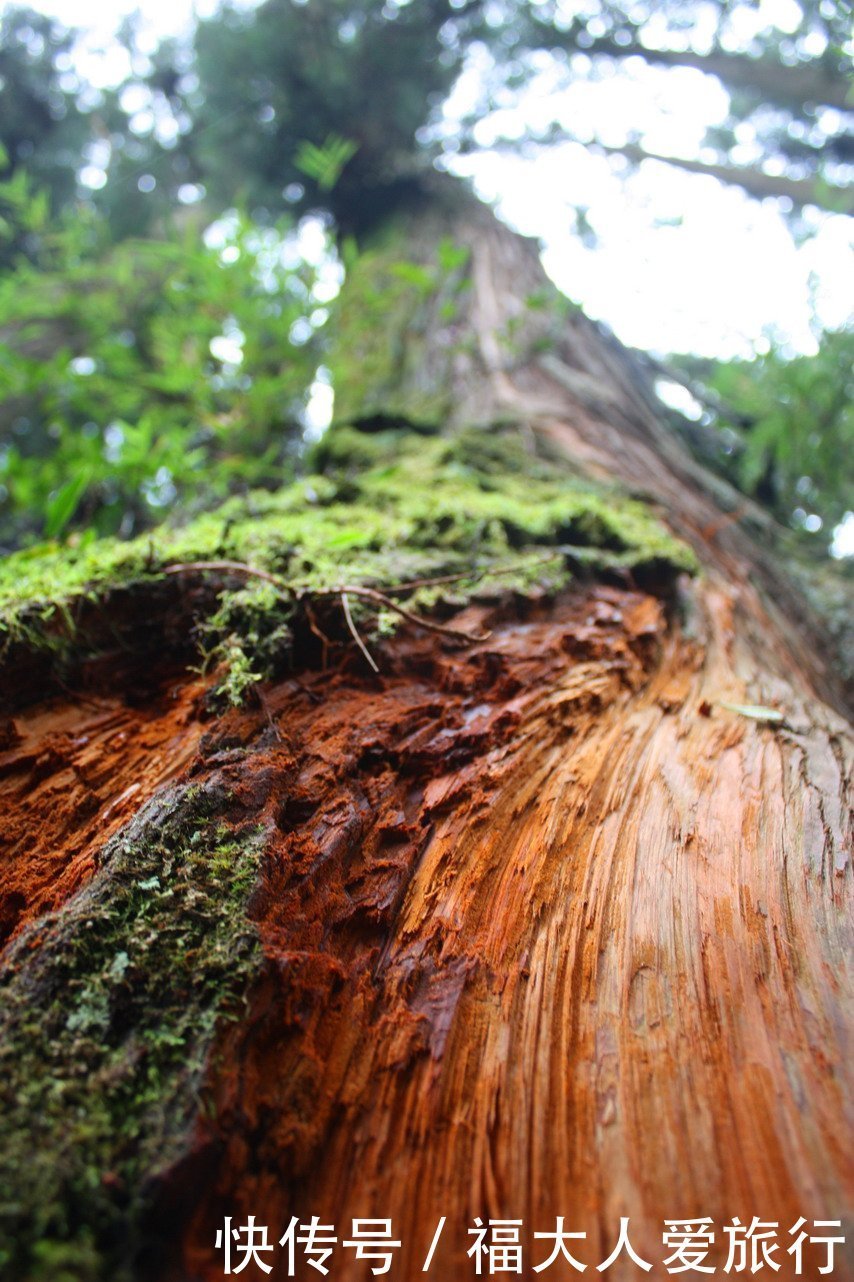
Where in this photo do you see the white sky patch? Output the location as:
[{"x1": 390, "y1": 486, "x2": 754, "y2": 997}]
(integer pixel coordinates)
[
  {"x1": 831, "y1": 512, "x2": 854, "y2": 558},
  {"x1": 209, "y1": 329, "x2": 244, "y2": 366},
  {"x1": 450, "y1": 140, "x2": 853, "y2": 358},
  {"x1": 304, "y1": 367, "x2": 334, "y2": 440},
  {"x1": 655, "y1": 379, "x2": 704, "y2": 420}
]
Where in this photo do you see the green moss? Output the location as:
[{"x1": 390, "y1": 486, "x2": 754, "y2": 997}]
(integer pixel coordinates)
[
  {"x1": 0, "y1": 427, "x2": 696, "y2": 700},
  {"x1": 328, "y1": 235, "x2": 472, "y2": 426},
  {"x1": 0, "y1": 783, "x2": 265, "y2": 1282}
]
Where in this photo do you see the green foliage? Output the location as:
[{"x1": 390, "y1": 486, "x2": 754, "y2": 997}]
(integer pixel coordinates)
[
  {"x1": 0, "y1": 204, "x2": 322, "y2": 547},
  {"x1": 294, "y1": 134, "x2": 358, "y2": 192},
  {"x1": 671, "y1": 328, "x2": 854, "y2": 547},
  {"x1": 0, "y1": 140, "x2": 55, "y2": 273},
  {"x1": 78, "y1": 0, "x2": 852, "y2": 241},
  {"x1": 43, "y1": 469, "x2": 91, "y2": 539},
  {"x1": 4, "y1": 0, "x2": 852, "y2": 242},
  {"x1": 2, "y1": 0, "x2": 850, "y2": 566},
  {"x1": 0, "y1": 782, "x2": 264, "y2": 1282},
  {"x1": 180, "y1": 0, "x2": 477, "y2": 236}
]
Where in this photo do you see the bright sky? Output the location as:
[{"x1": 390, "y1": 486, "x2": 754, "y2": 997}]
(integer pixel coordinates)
[{"x1": 4, "y1": 0, "x2": 854, "y2": 550}]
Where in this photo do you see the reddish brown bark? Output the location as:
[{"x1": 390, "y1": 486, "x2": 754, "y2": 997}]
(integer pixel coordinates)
[
  {"x1": 176, "y1": 200, "x2": 851, "y2": 1278},
  {"x1": 153, "y1": 579, "x2": 847, "y2": 1282},
  {"x1": 0, "y1": 669, "x2": 209, "y2": 949}
]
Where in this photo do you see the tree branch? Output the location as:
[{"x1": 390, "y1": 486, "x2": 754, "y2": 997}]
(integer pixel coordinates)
[
  {"x1": 594, "y1": 140, "x2": 854, "y2": 214},
  {"x1": 532, "y1": 22, "x2": 852, "y2": 113}
]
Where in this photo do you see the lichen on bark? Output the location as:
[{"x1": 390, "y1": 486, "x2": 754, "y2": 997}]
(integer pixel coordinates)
[{"x1": 0, "y1": 780, "x2": 265, "y2": 1282}]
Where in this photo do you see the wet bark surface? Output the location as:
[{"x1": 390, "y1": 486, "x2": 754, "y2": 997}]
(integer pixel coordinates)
[
  {"x1": 1, "y1": 585, "x2": 851, "y2": 1280},
  {"x1": 0, "y1": 668, "x2": 209, "y2": 949},
  {"x1": 152, "y1": 581, "x2": 848, "y2": 1281},
  {"x1": 7, "y1": 583, "x2": 845, "y2": 1278}
]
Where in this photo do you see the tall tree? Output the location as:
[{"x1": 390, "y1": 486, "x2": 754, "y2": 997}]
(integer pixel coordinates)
[{"x1": 0, "y1": 3, "x2": 851, "y2": 1280}]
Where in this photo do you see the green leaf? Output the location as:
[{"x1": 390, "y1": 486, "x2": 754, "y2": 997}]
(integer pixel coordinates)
[
  {"x1": 294, "y1": 135, "x2": 358, "y2": 191},
  {"x1": 389, "y1": 260, "x2": 435, "y2": 292},
  {"x1": 44, "y1": 471, "x2": 90, "y2": 540},
  {"x1": 437, "y1": 238, "x2": 469, "y2": 273}
]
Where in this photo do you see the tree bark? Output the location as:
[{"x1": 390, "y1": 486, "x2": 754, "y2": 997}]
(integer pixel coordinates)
[{"x1": 1, "y1": 186, "x2": 851, "y2": 1282}]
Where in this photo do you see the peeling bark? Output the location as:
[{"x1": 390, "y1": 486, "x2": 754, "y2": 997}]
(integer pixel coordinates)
[
  {"x1": 0, "y1": 670, "x2": 209, "y2": 949},
  {"x1": 165, "y1": 586, "x2": 850, "y2": 1282}
]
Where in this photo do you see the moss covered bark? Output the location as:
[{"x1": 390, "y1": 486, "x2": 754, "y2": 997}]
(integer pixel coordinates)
[
  {"x1": 0, "y1": 780, "x2": 265, "y2": 1282},
  {"x1": 0, "y1": 426, "x2": 694, "y2": 708}
]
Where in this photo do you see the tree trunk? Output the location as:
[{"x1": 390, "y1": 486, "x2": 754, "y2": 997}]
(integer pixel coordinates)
[{"x1": 1, "y1": 186, "x2": 851, "y2": 1282}]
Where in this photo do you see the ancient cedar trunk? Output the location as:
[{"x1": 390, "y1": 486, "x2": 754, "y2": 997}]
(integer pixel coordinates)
[{"x1": 0, "y1": 189, "x2": 851, "y2": 1282}]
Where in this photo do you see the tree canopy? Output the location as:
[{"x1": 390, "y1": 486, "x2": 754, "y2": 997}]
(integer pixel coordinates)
[{"x1": 0, "y1": 0, "x2": 851, "y2": 552}]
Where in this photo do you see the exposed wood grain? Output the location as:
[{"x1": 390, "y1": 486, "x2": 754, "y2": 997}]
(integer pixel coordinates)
[
  {"x1": 0, "y1": 669, "x2": 209, "y2": 948},
  {"x1": 124, "y1": 583, "x2": 852, "y2": 1281}
]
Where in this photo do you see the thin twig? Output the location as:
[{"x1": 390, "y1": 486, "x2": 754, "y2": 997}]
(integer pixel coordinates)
[
  {"x1": 163, "y1": 559, "x2": 497, "y2": 642},
  {"x1": 303, "y1": 597, "x2": 332, "y2": 671},
  {"x1": 255, "y1": 687, "x2": 283, "y2": 740},
  {"x1": 289, "y1": 677, "x2": 323, "y2": 705},
  {"x1": 332, "y1": 585, "x2": 492, "y2": 643},
  {"x1": 164, "y1": 559, "x2": 288, "y2": 589},
  {"x1": 341, "y1": 591, "x2": 379, "y2": 673}
]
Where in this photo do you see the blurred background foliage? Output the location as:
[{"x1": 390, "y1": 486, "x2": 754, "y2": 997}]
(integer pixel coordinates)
[
  {"x1": 664, "y1": 326, "x2": 853, "y2": 540},
  {"x1": 0, "y1": 0, "x2": 851, "y2": 553},
  {"x1": 0, "y1": 154, "x2": 324, "y2": 542}
]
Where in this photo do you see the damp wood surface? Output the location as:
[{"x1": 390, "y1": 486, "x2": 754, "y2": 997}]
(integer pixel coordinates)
[
  {"x1": 1, "y1": 572, "x2": 851, "y2": 1282},
  {"x1": 0, "y1": 668, "x2": 209, "y2": 949},
  {"x1": 4, "y1": 584, "x2": 841, "y2": 1279},
  {"x1": 159, "y1": 582, "x2": 850, "y2": 1282}
]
